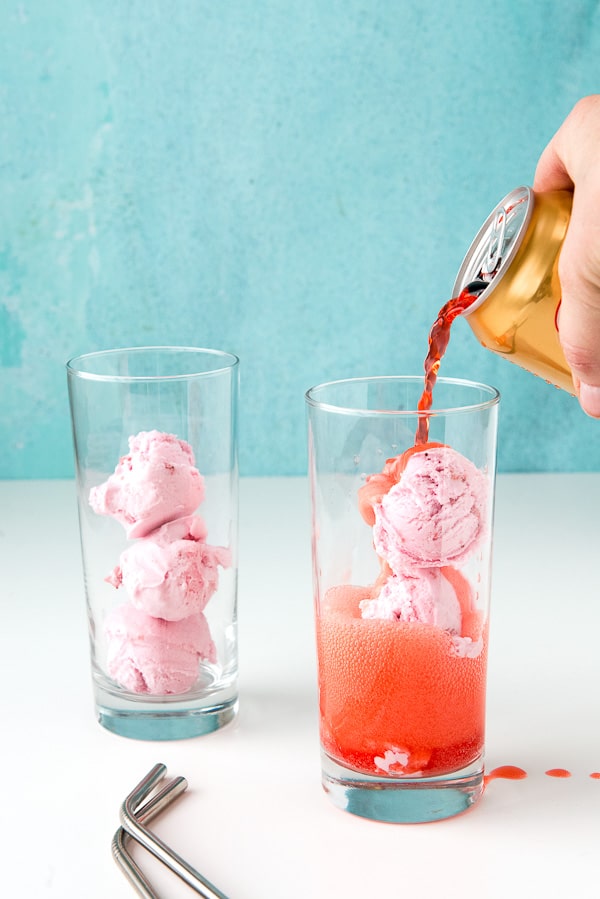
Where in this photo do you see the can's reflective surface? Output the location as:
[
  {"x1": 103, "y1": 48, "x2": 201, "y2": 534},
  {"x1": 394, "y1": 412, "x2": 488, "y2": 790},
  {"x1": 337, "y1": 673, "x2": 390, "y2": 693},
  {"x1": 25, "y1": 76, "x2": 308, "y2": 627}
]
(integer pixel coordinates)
[{"x1": 454, "y1": 187, "x2": 574, "y2": 393}]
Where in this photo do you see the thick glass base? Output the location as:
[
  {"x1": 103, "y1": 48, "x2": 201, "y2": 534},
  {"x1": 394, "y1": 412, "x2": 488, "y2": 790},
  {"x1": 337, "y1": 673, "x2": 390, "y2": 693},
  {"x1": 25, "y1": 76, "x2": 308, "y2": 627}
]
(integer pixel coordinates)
[
  {"x1": 321, "y1": 751, "x2": 484, "y2": 823},
  {"x1": 98, "y1": 698, "x2": 237, "y2": 740},
  {"x1": 94, "y1": 678, "x2": 238, "y2": 741}
]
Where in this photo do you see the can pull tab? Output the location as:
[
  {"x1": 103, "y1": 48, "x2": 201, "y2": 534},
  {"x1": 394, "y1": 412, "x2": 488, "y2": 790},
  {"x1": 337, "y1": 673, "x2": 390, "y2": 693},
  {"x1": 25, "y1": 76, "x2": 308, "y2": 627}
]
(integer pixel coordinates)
[
  {"x1": 465, "y1": 279, "x2": 489, "y2": 295},
  {"x1": 481, "y1": 206, "x2": 507, "y2": 277}
]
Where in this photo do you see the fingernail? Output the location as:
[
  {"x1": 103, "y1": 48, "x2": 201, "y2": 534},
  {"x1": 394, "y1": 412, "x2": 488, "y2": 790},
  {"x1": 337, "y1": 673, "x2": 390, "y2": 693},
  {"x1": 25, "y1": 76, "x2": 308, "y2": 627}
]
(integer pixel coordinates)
[{"x1": 579, "y1": 383, "x2": 600, "y2": 418}]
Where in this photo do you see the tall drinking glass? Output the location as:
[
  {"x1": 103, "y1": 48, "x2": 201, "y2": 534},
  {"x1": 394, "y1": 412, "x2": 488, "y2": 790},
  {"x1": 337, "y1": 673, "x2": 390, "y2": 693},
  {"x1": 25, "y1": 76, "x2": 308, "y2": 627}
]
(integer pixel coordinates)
[
  {"x1": 306, "y1": 376, "x2": 499, "y2": 822},
  {"x1": 67, "y1": 347, "x2": 239, "y2": 740}
]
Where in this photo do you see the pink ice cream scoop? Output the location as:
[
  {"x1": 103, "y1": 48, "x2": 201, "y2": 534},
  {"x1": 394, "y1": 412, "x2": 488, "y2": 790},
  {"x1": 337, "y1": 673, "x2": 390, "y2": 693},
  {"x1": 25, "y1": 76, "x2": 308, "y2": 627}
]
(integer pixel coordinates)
[
  {"x1": 107, "y1": 515, "x2": 231, "y2": 620},
  {"x1": 89, "y1": 430, "x2": 205, "y2": 538},
  {"x1": 372, "y1": 446, "x2": 488, "y2": 572},
  {"x1": 104, "y1": 604, "x2": 216, "y2": 695},
  {"x1": 359, "y1": 568, "x2": 462, "y2": 633}
]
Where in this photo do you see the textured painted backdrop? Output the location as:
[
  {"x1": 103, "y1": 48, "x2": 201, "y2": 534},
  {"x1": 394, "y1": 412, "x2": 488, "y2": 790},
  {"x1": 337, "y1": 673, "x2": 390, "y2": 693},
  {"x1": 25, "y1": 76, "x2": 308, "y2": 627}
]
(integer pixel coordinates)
[{"x1": 1, "y1": 0, "x2": 600, "y2": 477}]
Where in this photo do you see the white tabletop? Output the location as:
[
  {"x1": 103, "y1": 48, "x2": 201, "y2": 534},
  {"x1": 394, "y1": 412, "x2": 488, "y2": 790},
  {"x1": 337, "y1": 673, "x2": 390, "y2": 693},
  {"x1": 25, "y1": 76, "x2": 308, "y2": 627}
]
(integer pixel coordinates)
[{"x1": 2, "y1": 474, "x2": 600, "y2": 898}]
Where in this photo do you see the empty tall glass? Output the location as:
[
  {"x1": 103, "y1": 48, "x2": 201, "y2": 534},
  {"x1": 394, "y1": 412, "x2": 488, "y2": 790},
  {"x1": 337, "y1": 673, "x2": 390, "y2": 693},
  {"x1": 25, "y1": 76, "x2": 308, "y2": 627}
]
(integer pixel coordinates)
[{"x1": 67, "y1": 347, "x2": 239, "y2": 740}]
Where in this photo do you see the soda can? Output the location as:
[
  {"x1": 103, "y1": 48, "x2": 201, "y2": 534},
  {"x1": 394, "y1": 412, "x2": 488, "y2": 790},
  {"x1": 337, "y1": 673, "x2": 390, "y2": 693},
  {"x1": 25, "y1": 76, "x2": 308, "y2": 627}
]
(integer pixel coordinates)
[{"x1": 453, "y1": 186, "x2": 574, "y2": 393}]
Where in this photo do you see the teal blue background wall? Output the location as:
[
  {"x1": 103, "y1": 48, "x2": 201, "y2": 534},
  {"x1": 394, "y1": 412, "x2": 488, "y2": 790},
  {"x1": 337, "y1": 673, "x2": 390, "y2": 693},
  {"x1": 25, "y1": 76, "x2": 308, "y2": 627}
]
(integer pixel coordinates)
[{"x1": 1, "y1": 0, "x2": 600, "y2": 477}]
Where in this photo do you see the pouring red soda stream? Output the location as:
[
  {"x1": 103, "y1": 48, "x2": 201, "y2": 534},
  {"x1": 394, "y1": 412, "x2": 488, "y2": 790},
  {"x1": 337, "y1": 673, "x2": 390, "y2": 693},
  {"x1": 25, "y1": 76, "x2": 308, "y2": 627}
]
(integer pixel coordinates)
[
  {"x1": 415, "y1": 287, "x2": 479, "y2": 444},
  {"x1": 416, "y1": 186, "x2": 574, "y2": 444}
]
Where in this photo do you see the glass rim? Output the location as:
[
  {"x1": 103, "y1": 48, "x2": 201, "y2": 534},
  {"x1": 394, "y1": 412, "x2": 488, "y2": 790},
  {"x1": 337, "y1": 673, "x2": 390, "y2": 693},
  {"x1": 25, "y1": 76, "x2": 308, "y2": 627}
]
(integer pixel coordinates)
[
  {"x1": 66, "y1": 346, "x2": 239, "y2": 382},
  {"x1": 305, "y1": 375, "x2": 500, "y2": 417}
]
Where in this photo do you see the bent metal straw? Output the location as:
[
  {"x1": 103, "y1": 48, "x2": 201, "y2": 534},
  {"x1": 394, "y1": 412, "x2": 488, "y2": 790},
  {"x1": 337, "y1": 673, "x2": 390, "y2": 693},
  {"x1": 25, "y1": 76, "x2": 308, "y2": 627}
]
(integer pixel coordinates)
[
  {"x1": 119, "y1": 763, "x2": 229, "y2": 899},
  {"x1": 113, "y1": 775, "x2": 188, "y2": 899}
]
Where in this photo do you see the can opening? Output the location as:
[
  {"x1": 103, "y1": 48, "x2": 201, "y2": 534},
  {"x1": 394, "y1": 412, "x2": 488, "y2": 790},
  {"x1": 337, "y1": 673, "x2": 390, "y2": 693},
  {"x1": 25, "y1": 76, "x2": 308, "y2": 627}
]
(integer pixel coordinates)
[
  {"x1": 465, "y1": 279, "x2": 490, "y2": 296},
  {"x1": 453, "y1": 186, "x2": 533, "y2": 316}
]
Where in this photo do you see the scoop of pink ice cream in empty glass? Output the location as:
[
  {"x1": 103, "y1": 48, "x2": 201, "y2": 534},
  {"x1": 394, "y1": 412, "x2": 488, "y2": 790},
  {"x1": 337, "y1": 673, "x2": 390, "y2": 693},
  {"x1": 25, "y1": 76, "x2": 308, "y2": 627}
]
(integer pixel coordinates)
[
  {"x1": 104, "y1": 603, "x2": 216, "y2": 695},
  {"x1": 107, "y1": 515, "x2": 231, "y2": 621},
  {"x1": 89, "y1": 430, "x2": 205, "y2": 538}
]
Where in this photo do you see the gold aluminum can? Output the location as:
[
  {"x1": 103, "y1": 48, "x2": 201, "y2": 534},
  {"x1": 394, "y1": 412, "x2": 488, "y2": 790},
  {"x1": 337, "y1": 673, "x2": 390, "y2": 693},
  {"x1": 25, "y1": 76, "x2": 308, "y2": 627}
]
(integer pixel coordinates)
[{"x1": 453, "y1": 186, "x2": 574, "y2": 393}]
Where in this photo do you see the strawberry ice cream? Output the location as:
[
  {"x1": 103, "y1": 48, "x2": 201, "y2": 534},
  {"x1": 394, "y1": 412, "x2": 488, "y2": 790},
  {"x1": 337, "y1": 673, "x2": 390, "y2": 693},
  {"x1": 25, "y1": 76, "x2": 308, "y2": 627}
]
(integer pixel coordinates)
[
  {"x1": 89, "y1": 429, "x2": 230, "y2": 697},
  {"x1": 107, "y1": 515, "x2": 231, "y2": 621},
  {"x1": 372, "y1": 445, "x2": 488, "y2": 573},
  {"x1": 357, "y1": 442, "x2": 445, "y2": 526},
  {"x1": 89, "y1": 430, "x2": 205, "y2": 538},
  {"x1": 105, "y1": 604, "x2": 216, "y2": 695},
  {"x1": 359, "y1": 568, "x2": 462, "y2": 633}
]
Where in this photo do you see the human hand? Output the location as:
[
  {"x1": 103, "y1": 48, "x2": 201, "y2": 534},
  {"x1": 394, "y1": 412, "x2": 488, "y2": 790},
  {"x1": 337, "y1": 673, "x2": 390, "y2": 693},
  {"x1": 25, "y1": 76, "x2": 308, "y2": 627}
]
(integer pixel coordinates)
[{"x1": 534, "y1": 95, "x2": 600, "y2": 418}]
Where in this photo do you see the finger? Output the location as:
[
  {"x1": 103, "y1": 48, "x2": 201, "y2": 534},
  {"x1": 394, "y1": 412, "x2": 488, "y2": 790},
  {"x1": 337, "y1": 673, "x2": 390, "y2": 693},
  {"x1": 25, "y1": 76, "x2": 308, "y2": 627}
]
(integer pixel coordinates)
[
  {"x1": 533, "y1": 139, "x2": 573, "y2": 193},
  {"x1": 534, "y1": 95, "x2": 600, "y2": 192},
  {"x1": 556, "y1": 199, "x2": 600, "y2": 416},
  {"x1": 533, "y1": 97, "x2": 600, "y2": 417}
]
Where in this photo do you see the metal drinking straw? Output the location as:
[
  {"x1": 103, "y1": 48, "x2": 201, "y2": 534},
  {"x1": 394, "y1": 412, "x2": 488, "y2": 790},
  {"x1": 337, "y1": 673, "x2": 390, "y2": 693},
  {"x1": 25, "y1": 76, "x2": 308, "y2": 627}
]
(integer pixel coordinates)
[
  {"x1": 119, "y1": 763, "x2": 229, "y2": 899},
  {"x1": 113, "y1": 775, "x2": 188, "y2": 899}
]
